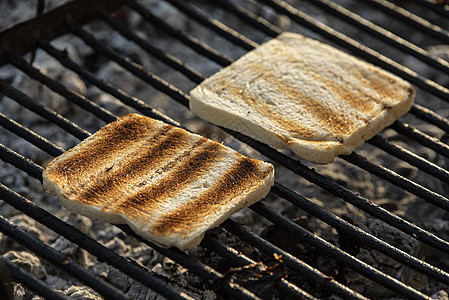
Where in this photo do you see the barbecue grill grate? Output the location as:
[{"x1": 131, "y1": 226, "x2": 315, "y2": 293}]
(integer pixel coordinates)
[{"x1": 1, "y1": 0, "x2": 449, "y2": 299}]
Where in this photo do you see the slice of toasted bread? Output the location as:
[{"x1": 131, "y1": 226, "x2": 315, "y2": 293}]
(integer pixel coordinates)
[
  {"x1": 43, "y1": 113, "x2": 274, "y2": 250},
  {"x1": 190, "y1": 32, "x2": 415, "y2": 164}
]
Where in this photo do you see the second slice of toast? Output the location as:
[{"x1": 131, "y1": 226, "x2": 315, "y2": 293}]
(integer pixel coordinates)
[{"x1": 190, "y1": 32, "x2": 415, "y2": 164}]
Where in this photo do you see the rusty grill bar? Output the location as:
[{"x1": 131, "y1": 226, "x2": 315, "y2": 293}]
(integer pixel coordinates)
[{"x1": 1, "y1": 0, "x2": 449, "y2": 299}]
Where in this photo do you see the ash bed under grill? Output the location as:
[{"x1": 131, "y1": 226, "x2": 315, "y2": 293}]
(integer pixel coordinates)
[{"x1": 1, "y1": 0, "x2": 449, "y2": 299}]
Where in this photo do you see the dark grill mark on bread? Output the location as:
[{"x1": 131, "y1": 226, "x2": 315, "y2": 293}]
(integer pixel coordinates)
[
  {"x1": 72, "y1": 127, "x2": 191, "y2": 207},
  {"x1": 47, "y1": 114, "x2": 160, "y2": 183},
  {"x1": 114, "y1": 141, "x2": 222, "y2": 219},
  {"x1": 152, "y1": 158, "x2": 273, "y2": 236}
]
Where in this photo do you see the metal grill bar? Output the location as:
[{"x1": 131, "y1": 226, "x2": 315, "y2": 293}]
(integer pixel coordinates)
[
  {"x1": 305, "y1": 0, "x2": 449, "y2": 74},
  {"x1": 0, "y1": 143, "x2": 43, "y2": 181},
  {"x1": 7, "y1": 53, "x2": 117, "y2": 124},
  {"x1": 201, "y1": 236, "x2": 318, "y2": 300},
  {"x1": 69, "y1": 23, "x2": 190, "y2": 107},
  {"x1": 221, "y1": 218, "x2": 365, "y2": 300},
  {"x1": 271, "y1": 183, "x2": 449, "y2": 286},
  {"x1": 0, "y1": 183, "x2": 192, "y2": 300},
  {"x1": 37, "y1": 41, "x2": 181, "y2": 128},
  {"x1": 0, "y1": 215, "x2": 128, "y2": 300},
  {"x1": 391, "y1": 121, "x2": 449, "y2": 158},
  {"x1": 368, "y1": 135, "x2": 449, "y2": 184},
  {"x1": 117, "y1": 225, "x2": 260, "y2": 300},
  {"x1": 364, "y1": 0, "x2": 449, "y2": 40},
  {"x1": 410, "y1": 104, "x2": 449, "y2": 134},
  {"x1": 409, "y1": 0, "x2": 449, "y2": 18},
  {"x1": 215, "y1": 0, "x2": 282, "y2": 37},
  {"x1": 250, "y1": 202, "x2": 429, "y2": 300},
  {"x1": 342, "y1": 152, "x2": 449, "y2": 211},
  {"x1": 125, "y1": 0, "x2": 233, "y2": 67},
  {"x1": 0, "y1": 112, "x2": 64, "y2": 157},
  {"x1": 0, "y1": 79, "x2": 90, "y2": 140},
  {"x1": 165, "y1": 0, "x2": 258, "y2": 51},
  {"x1": 98, "y1": 11, "x2": 205, "y2": 84},
  {"x1": 1, "y1": 257, "x2": 67, "y2": 300}
]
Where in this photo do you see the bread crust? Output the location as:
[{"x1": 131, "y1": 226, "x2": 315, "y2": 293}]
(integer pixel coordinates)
[
  {"x1": 43, "y1": 114, "x2": 274, "y2": 250},
  {"x1": 190, "y1": 32, "x2": 415, "y2": 164}
]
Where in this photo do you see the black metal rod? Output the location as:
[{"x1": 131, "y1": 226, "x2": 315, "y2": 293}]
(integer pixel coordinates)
[
  {"x1": 222, "y1": 219, "x2": 367, "y2": 300},
  {"x1": 271, "y1": 183, "x2": 449, "y2": 286},
  {"x1": 69, "y1": 23, "x2": 190, "y2": 107},
  {"x1": 0, "y1": 143, "x2": 43, "y2": 182},
  {"x1": 0, "y1": 215, "x2": 129, "y2": 300},
  {"x1": 364, "y1": 0, "x2": 449, "y2": 37},
  {"x1": 7, "y1": 53, "x2": 117, "y2": 124},
  {"x1": 368, "y1": 135, "x2": 449, "y2": 184},
  {"x1": 125, "y1": 0, "x2": 233, "y2": 67},
  {"x1": 342, "y1": 151, "x2": 449, "y2": 212},
  {"x1": 201, "y1": 236, "x2": 318, "y2": 300},
  {"x1": 116, "y1": 225, "x2": 260, "y2": 300},
  {"x1": 165, "y1": 0, "x2": 259, "y2": 51},
  {"x1": 1, "y1": 258, "x2": 67, "y2": 300},
  {"x1": 38, "y1": 40, "x2": 182, "y2": 128},
  {"x1": 0, "y1": 183, "x2": 192, "y2": 300},
  {"x1": 215, "y1": 0, "x2": 281, "y2": 37},
  {"x1": 99, "y1": 10, "x2": 205, "y2": 84},
  {"x1": 0, "y1": 79, "x2": 90, "y2": 140},
  {"x1": 303, "y1": 0, "x2": 449, "y2": 75},
  {"x1": 410, "y1": 104, "x2": 449, "y2": 134},
  {"x1": 404, "y1": 0, "x2": 449, "y2": 19},
  {"x1": 391, "y1": 121, "x2": 449, "y2": 159},
  {"x1": 249, "y1": 202, "x2": 430, "y2": 300},
  {"x1": 258, "y1": 0, "x2": 449, "y2": 104},
  {"x1": 0, "y1": 112, "x2": 64, "y2": 157}
]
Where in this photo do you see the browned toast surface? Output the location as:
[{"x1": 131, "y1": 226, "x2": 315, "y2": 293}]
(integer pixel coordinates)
[{"x1": 43, "y1": 113, "x2": 274, "y2": 249}]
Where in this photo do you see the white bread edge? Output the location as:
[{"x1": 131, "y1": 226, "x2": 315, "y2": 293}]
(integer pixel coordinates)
[{"x1": 43, "y1": 174, "x2": 126, "y2": 224}]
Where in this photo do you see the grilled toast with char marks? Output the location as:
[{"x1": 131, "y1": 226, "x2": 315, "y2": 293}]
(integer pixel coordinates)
[
  {"x1": 190, "y1": 32, "x2": 415, "y2": 164},
  {"x1": 43, "y1": 113, "x2": 274, "y2": 250}
]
